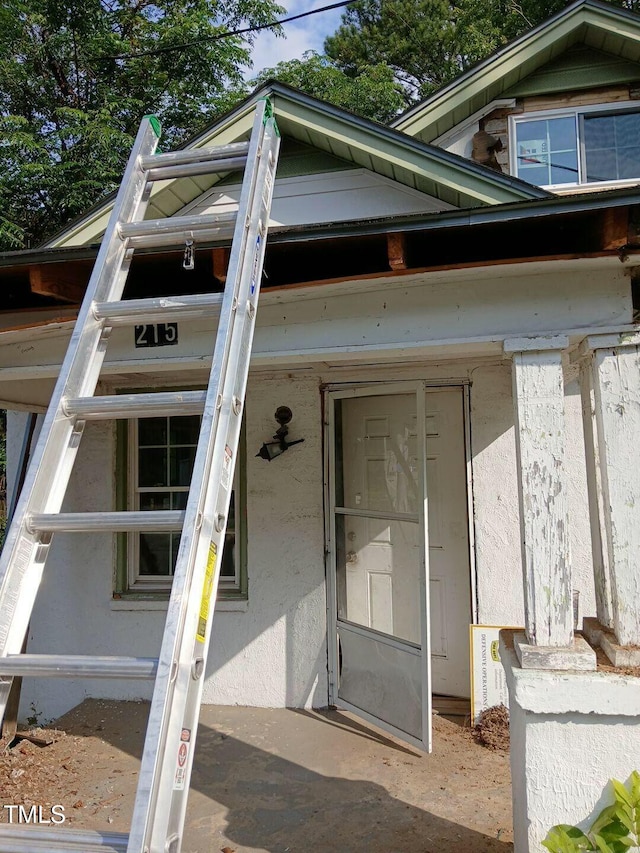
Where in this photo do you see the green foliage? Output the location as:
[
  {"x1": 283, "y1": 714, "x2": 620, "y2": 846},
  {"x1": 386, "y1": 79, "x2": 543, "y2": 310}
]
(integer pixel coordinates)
[
  {"x1": 543, "y1": 771, "x2": 640, "y2": 853},
  {"x1": 324, "y1": 0, "x2": 640, "y2": 105},
  {"x1": 324, "y1": 0, "x2": 563, "y2": 102},
  {"x1": 253, "y1": 51, "x2": 405, "y2": 123},
  {"x1": 0, "y1": 0, "x2": 284, "y2": 249}
]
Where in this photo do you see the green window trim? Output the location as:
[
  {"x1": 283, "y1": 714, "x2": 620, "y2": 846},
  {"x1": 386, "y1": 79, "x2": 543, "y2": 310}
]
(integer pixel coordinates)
[{"x1": 114, "y1": 414, "x2": 247, "y2": 601}]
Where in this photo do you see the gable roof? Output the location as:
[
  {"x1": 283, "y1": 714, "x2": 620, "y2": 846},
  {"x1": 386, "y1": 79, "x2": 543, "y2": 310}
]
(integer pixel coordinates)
[
  {"x1": 47, "y1": 82, "x2": 547, "y2": 249},
  {"x1": 393, "y1": 0, "x2": 640, "y2": 143}
]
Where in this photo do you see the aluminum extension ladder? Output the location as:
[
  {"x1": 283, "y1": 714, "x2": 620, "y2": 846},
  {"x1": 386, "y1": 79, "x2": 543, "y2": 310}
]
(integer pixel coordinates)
[{"x1": 0, "y1": 98, "x2": 280, "y2": 853}]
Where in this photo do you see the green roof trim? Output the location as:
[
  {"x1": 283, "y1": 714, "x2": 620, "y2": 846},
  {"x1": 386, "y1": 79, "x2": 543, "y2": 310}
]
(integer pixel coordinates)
[{"x1": 45, "y1": 82, "x2": 548, "y2": 249}]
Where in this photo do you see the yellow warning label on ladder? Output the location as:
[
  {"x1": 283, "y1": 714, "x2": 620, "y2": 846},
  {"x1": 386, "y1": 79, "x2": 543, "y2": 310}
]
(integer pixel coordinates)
[{"x1": 196, "y1": 543, "x2": 217, "y2": 643}]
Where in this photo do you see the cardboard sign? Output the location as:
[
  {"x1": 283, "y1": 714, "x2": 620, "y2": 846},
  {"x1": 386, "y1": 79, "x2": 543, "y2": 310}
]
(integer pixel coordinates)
[{"x1": 470, "y1": 625, "x2": 521, "y2": 724}]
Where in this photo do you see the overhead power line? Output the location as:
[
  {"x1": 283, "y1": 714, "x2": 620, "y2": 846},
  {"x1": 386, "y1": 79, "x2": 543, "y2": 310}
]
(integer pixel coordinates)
[{"x1": 95, "y1": 0, "x2": 357, "y2": 62}]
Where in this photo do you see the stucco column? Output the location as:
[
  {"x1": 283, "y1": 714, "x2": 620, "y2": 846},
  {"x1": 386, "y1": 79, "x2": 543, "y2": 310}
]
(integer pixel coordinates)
[
  {"x1": 504, "y1": 337, "x2": 595, "y2": 670},
  {"x1": 579, "y1": 333, "x2": 640, "y2": 652}
]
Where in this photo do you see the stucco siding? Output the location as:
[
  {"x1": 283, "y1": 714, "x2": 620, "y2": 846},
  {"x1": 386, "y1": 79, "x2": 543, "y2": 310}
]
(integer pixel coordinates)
[
  {"x1": 7, "y1": 352, "x2": 598, "y2": 722},
  {"x1": 9, "y1": 375, "x2": 327, "y2": 723}
]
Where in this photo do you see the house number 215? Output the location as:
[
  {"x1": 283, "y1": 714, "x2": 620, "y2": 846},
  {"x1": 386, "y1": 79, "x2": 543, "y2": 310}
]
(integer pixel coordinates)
[{"x1": 134, "y1": 323, "x2": 179, "y2": 348}]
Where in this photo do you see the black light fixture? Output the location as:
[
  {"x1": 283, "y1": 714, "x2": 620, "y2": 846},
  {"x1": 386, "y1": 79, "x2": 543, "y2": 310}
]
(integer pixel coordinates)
[{"x1": 256, "y1": 406, "x2": 305, "y2": 461}]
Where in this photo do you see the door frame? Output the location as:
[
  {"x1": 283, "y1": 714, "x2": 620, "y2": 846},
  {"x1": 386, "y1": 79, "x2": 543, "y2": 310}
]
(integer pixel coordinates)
[{"x1": 323, "y1": 380, "x2": 475, "y2": 752}]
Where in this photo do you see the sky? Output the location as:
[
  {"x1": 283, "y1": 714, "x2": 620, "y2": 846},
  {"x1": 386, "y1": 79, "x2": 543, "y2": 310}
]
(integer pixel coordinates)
[{"x1": 246, "y1": 0, "x2": 347, "y2": 80}]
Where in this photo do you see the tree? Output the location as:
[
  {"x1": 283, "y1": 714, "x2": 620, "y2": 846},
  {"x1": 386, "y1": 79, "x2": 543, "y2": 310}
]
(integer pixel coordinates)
[
  {"x1": 0, "y1": 0, "x2": 283, "y2": 250},
  {"x1": 324, "y1": 0, "x2": 576, "y2": 103},
  {"x1": 253, "y1": 52, "x2": 406, "y2": 124}
]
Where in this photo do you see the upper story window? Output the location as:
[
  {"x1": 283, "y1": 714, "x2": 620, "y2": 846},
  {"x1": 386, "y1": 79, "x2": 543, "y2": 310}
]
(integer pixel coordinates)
[{"x1": 511, "y1": 103, "x2": 640, "y2": 188}]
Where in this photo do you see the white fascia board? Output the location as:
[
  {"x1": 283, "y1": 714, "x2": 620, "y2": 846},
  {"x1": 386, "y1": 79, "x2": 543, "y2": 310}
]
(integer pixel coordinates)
[{"x1": 431, "y1": 100, "x2": 517, "y2": 147}]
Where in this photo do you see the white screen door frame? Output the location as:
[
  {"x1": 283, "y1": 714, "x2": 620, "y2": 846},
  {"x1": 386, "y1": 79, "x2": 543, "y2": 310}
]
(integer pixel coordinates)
[{"x1": 325, "y1": 381, "x2": 432, "y2": 752}]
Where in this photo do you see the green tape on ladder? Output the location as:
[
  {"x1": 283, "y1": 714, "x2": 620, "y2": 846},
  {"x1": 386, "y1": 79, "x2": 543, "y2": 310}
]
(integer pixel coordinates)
[
  {"x1": 259, "y1": 97, "x2": 280, "y2": 137},
  {"x1": 143, "y1": 114, "x2": 162, "y2": 138}
]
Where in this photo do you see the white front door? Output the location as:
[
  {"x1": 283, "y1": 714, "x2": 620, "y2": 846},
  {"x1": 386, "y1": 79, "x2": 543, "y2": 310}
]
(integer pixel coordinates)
[
  {"x1": 425, "y1": 388, "x2": 472, "y2": 698},
  {"x1": 327, "y1": 384, "x2": 471, "y2": 752}
]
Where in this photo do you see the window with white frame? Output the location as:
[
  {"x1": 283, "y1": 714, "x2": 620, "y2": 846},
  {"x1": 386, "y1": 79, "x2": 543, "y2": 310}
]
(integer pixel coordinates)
[
  {"x1": 123, "y1": 413, "x2": 244, "y2": 595},
  {"x1": 511, "y1": 103, "x2": 640, "y2": 188}
]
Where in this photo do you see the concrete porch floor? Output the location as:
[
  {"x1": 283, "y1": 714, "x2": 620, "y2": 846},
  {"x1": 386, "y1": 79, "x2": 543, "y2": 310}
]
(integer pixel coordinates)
[{"x1": 8, "y1": 700, "x2": 514, "y2": 852}]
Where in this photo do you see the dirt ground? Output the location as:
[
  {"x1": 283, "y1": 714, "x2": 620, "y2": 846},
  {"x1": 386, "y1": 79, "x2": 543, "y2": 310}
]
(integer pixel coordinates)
[{"x1": 0, "y1": 700, "x2": 513, "y2": 853}]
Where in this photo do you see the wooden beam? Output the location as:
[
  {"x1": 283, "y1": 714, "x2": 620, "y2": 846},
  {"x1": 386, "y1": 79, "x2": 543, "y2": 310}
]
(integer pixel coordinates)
[
  {"x1": 262, "y1": 249, "x2": 626, "y2": 295},
  {"x1": 29, "y1": 263, "x2": 88, "y2": 303},
  {"x1": 212, "y1": 247, "x2": 231, "y2": 283},
  {"x1": 386, "y1": 233, "x2": 407, "y2": 270},
  {"x1": 599, "y1": 206, "x2": 628, "y2": 250}
]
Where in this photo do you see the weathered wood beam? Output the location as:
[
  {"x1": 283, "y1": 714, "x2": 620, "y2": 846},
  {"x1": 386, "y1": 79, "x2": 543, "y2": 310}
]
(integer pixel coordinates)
[
  {"x1": 29, "y1": 264, "x2": 87, "y2": 303},
  {"x1": 386, "y1": 233, "x2": 407, "y2": 271},
  {"x1": 212, "y1": 247, "x2": 231, "y2": 283},
  {"x1": 586, "y1": 333, "x2": 640, "y2": 647},
  {"x1": 600, "y1": 207, "x2": 628, "y2": 250},
  {"x1": 504, "y1": 336, "x2": 573, "y2": 649}
]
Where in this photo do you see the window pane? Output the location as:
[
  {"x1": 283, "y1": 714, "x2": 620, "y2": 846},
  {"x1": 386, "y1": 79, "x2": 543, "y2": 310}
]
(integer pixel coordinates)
[
  {"x1": 585, "y1": 148, "x2": 617, "y2": 182},
  {"x1": 220, "y1": 531, "x2": 236, "y2": 578},
  {"x1": 169, "y1": 415, "x2": 200, "y2": 446},
  {"x1": 619, "y1": 147, "x2": 640, "y2": 179},
  {"x1": 583, "y1": 114, "x2": 615, "y2": 150},
  {"x1": 130, "y1": 410, "x2": 243, "y2": 593},
  {"x1": 140, "y1": 492, "x2": 171, "y2": 511},
  {"x1": 139, "y1": 448, "x2": 167, "y2": 487},
  {"x1": 170, "y1": 446, "x2": 197, "y2": 486},
  {"x1": 517, "y1": 163, "x2": 549, "y2": 186},
  {"x1": 140, "y1": 533, "x2": 171, "y2": 575},
  {"x1": 227, "y1": 490, "x2": 235, "y2": 532},
  {"x1": 171, "y1": 534, "x2": 181, "y2": 575},
  {"x1": 171, "y1": 492, "x2": 189, "y2": 510},
  {"x1": 616, "y1": 111, "x2": 640, "y2": 145},
  {"x1": 548, "y1": 116, "x2": 576, "y2": 151},
  {"x1": 515, "y1": 116, "x2": 577, "y2": 186},
  {"x1": 550, "y1": 152, "x2": 580, "y2": 184},
  {"x1": 585, "y1": 111, "x2": 640, "y2": 182},
  {"x1": 138, "y1": 418, "x2": 167, "y2": 447}
]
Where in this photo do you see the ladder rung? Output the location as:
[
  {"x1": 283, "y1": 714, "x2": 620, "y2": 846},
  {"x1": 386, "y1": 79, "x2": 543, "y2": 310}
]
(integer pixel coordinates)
[
  {"x1": 1, "y1": 654, "x2": 158, "y2": 679},
  {"x1": 0, "y1": 827, "x2": 128, "y2": 852},
  {"x1": 145, "y1": 155, "x2": 248, "y2": 182},
  {"x1": 119, "y1": 212, "x2": 237, "y2": 250},
  {"x1": 63, "y1": 390, "x2": 206, "y2": 420},
  {"x1": 93, "y1": 292, "x2": 224, "y2": 326},
  {"x1": 29, "y1": 511, "x2": 185, "y2": 533},
  {"x1": 140, "y1": 141, "x2": 249, "y2": 171}
]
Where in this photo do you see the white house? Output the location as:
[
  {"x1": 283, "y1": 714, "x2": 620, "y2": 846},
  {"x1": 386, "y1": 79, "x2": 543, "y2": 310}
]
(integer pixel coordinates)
[{"x1": 2, "y1": 4, "x2": 640, "y2": 846}]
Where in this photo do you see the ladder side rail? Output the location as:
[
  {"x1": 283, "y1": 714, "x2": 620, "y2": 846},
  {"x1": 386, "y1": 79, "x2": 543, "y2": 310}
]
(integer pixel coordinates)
[
  {"x1": 126, "y1": 100, "x2": 279, "y2": 853},
  {"x1": 161, "y1": 116, "x2": 280, "y2": 851},
  {"x1": 0, "y1": 119, "x2": 160, "y2": 697}
]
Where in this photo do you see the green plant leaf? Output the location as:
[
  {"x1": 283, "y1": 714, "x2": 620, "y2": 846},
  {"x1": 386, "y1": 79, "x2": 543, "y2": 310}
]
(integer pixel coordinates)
[
  {"x1": 593, "y1": 833, "x2": 615, "y2": 853},
  {"x1": 543, "y1": 825, "x2": 596, "y2": 853},
  {"x1": 612, "y1": 780, "x2": 634, "y2": 808}
]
